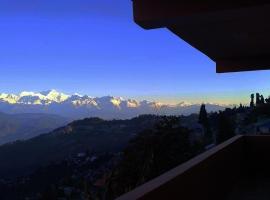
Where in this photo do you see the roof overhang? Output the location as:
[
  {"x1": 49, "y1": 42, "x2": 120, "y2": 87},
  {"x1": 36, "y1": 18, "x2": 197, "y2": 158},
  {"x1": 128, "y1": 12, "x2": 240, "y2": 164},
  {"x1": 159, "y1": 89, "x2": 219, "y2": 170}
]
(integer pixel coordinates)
[{"x1": 132, "y1": 1, "x2": 270, "y2": 73}]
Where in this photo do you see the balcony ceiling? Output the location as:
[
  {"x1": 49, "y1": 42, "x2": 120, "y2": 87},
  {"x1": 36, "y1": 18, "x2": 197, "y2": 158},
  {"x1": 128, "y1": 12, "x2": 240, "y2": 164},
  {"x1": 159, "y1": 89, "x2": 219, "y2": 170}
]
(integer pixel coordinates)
[{"x1": 132, "y1": 1, "x2": 270, "y2": 73}]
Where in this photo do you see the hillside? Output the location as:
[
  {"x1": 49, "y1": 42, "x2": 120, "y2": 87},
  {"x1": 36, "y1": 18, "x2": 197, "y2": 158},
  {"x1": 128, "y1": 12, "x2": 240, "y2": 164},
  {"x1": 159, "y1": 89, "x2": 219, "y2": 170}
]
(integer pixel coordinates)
[
  {"x1": 0, "y1": 115, "x2": 162, "y2": 179},
  {"x1": 0, "y1": 112, "x2": 69, "y2": 145}
]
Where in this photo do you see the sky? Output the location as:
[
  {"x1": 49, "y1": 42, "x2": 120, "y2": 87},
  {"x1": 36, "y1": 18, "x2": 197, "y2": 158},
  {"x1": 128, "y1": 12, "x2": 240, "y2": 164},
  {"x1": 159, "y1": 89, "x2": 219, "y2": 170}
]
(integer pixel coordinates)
[{"x1": 0, "y1": 0, "x2": 270, "y2": 105}]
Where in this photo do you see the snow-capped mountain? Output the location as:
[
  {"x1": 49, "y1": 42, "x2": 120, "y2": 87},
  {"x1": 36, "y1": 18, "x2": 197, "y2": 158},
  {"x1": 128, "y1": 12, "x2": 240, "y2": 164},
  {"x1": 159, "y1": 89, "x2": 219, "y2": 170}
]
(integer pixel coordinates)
[{"x1": 0, "y1": 90, "x2": 227, "y2": 119}]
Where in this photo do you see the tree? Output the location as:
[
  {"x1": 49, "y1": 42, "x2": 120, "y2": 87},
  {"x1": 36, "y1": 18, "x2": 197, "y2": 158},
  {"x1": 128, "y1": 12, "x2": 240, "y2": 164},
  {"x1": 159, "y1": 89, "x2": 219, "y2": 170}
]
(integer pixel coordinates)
[
  {"x1": 198, "y1": 104, "x2": 212, "y2": 145},
  {"x1": 106, "y1": 117, "x2": 204, "y2": 199},
  {"x1": 256, "y1": 93, "x2": 261, "y2": 106},
  {"x1": 255, "y1": 93, "x2": 266, "y2": 106},
  {"x1": 216, "y1": 112, "x2": 235, "y2": 144},
  {"x1": 250, "y1": 94, "x2": 255, "y2": 108},
  {"x1": 265, "y1": 96, "x2": 270, "y2": 104},
  {"x1": 261, "y1": 95, "x2": 265, "y2": 104},
  {"x1": 199, "y1": 104, "x2": 207, "y2": 124}
]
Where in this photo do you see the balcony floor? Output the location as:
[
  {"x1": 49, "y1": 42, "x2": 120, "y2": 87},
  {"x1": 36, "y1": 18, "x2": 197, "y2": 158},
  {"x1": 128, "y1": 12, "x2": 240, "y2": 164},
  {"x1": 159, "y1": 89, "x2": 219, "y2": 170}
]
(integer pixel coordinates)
[{"x1": 227, "y1": 173, "x2": 270, "y2": 200}]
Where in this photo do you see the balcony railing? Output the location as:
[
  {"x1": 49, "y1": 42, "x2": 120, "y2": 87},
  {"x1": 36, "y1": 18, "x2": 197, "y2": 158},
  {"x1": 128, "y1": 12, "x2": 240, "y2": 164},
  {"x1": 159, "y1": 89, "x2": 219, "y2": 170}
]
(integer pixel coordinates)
[{"x1": 117, "y1": 135, "x2": 270, "y2": 200}]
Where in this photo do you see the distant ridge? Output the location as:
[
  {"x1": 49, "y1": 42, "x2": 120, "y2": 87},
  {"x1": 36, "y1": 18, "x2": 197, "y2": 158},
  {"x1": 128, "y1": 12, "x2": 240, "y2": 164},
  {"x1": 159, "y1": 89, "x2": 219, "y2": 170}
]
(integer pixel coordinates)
[
  {"x1": 0, "y1": 112, "x2": 69, "y2": 145},
  {"x1": 0, "y1": 90, "x2": 228, "y2": 119}
]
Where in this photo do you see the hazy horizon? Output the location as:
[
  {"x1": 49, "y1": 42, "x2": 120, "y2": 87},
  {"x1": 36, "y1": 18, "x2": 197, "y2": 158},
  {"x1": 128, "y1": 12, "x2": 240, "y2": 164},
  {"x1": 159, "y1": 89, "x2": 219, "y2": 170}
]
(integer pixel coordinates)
[{"x1": 0, "y1": 88, "x2": 264, "y2": 106}]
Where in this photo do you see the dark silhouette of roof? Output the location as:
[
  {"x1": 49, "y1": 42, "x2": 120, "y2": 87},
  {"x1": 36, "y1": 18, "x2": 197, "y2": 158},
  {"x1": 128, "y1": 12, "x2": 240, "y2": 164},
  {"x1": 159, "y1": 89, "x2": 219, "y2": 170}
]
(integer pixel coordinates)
[{"x1": 132, "y1": 1, "x2": 270, "y2": 73}]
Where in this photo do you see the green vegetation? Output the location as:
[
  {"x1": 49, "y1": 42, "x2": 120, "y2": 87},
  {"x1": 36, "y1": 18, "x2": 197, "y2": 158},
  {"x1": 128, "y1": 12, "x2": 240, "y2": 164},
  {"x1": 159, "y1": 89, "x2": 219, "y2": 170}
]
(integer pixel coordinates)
[
  {"x1": 0, "y1": 115, "x2": 161, "y2": 179},
  {"x1": 106, "y1": 116, "x2": 204, "y2": 199}
]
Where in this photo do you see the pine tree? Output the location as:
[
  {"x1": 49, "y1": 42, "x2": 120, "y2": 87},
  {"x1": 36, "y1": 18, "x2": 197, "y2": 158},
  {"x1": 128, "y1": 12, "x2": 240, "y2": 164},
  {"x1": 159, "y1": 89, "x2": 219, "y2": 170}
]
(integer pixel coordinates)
[
  {"x1": 256, "y1": 93, "x2": 261, "y2": 106},
  {"x1": 261, "y1": 95, "x2": 265, "y2": 104},
  {"x1": 199, "y1": 104, "x2": 207, "y2": 125},
  {"x1": 250, "y1": 94, "x2": 255, "y2": 107},
  {"x1": 198, "y1": 104, "x2": 212, "y2": 145}
]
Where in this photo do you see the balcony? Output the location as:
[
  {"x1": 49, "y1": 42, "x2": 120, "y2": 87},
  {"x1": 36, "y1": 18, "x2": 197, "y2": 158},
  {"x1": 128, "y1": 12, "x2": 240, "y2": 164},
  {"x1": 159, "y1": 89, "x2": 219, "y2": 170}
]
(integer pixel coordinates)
[{"x1": 117, "y1": 135, "x2": 270, "y2": 200}]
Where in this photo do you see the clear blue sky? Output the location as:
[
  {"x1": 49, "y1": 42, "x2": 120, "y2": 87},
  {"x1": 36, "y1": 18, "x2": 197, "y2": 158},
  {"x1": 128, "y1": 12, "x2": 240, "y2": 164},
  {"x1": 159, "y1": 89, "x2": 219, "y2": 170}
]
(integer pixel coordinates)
[{"x1": 0, "y1": 0, "x2": 270, "y2": 104}]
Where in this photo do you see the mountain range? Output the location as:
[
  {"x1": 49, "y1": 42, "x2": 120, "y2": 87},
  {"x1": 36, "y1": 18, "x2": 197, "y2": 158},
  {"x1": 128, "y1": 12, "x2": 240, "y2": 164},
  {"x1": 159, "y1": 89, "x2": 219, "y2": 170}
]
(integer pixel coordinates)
[{"x1": 0, "y1": 90, "x2": 228, "y2": 119}]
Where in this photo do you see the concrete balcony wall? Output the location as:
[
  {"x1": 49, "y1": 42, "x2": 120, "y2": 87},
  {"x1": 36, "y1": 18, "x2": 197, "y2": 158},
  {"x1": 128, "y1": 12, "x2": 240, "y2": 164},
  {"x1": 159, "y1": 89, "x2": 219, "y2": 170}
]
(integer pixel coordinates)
[{"x1": 117, "y1": 135, "x2": 270, "y2": 200}]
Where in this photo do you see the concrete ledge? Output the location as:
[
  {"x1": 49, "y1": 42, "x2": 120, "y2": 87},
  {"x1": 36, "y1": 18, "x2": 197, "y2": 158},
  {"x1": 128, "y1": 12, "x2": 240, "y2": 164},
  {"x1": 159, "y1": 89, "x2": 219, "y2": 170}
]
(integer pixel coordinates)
[{"x1": 117, "y1": 135, "x2": 244, "y2": 200}]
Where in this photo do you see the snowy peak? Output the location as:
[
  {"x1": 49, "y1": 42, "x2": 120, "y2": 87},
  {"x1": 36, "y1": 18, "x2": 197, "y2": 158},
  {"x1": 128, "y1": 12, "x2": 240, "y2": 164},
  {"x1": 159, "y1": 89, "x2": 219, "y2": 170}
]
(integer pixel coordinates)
[
  {"x1": 42, "y1": 89, "x2": 69, "y2": 102},
  {"x1": 69, "y1": 95, "x2": 98, "y2": 107},
  {"x1": 0, "y1": 90, "x2": 229, "y2": 118},
  {"x1": 0, "y1": 90, "x2": 230, "y2": 119},
  {"x1": 0, "y1": 90, "x2": 167, "y2": 110},
  {"x1": 176, "y1": 101, "x2": 194, "y2": 107},
  {"x1": 126, "y1": 99, "x2": 140, "y2": 108},
  {"x1": 0, "y1": 93, "x2": 18, "y2": 104},
  {"x1": 0, "y1": 90, "x2": 70, "y2": 105},
  {"x1": 110, "y1": 97, "x2": 123, "y2": 108}
]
